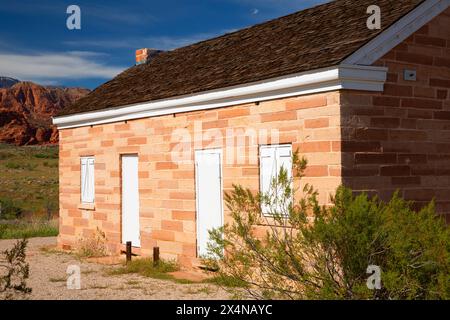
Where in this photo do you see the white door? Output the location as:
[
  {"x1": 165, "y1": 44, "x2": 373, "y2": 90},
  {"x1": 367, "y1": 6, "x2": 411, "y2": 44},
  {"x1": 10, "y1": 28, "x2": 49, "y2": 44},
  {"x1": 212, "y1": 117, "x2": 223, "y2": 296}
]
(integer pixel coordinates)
[
  {"x1": 195, "y1": 149, "x2": 223, "y2": 257},
  {"x1": 121, "y1": 155, "x2": 141, "y2": 247}
]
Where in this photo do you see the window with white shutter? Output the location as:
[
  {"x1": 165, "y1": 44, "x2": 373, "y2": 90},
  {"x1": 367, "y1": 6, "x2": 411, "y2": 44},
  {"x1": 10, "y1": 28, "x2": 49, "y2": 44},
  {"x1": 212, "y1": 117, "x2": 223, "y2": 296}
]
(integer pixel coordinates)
[
  {"x1": 81, "y1": 157, "x2": 95, "y2": 203},
  {"x1": 259, "y1": 145, "x2": 292, "y2": 215}
]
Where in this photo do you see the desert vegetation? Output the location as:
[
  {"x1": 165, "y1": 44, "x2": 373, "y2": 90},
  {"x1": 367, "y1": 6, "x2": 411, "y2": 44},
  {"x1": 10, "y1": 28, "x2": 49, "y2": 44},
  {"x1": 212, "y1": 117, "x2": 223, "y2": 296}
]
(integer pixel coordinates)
[
  {"x1": 109, "y1": 258, "x2": 184, "y2": 282},
  {"x1": 0, "y1": 143, "x2": 58, "y2": 239},
  {"x1": 0, "y1": 219, "x2": 58, "y2": 240},
  {"x1": 0, "y1": 239, "x2": 31, "y2": 299},
  {"x1": 75, "y1": 227, "x2": 109, "y2": 258},
  {"x1": 206, "y1": 152, "x2": 450, "y2": 300}
]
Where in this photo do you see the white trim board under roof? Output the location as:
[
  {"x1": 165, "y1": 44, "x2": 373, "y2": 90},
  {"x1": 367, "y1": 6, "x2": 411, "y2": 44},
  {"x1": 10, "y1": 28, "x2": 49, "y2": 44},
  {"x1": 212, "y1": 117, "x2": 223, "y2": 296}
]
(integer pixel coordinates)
[{"x1": 53, "y1": 64, "x2": 387, "y2": 129}]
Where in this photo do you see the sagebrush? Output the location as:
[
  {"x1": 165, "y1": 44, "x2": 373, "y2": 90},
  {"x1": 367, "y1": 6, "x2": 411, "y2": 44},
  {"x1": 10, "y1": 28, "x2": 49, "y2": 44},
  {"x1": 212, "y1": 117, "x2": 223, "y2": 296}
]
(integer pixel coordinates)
[
  {"x1": 76, "y1": 227, "x2": 109, "y2": 258},
  {"x1": 0, "y1": 239, "x2": 32, "y2": 299},
  {"x1": 206, "y1": 152, "x2": 450, "y2": 300}
]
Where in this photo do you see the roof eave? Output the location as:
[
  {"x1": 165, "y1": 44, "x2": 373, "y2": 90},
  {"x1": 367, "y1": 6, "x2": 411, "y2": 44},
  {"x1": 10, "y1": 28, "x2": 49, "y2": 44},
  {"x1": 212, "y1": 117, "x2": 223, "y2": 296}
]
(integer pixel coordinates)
[{"x1": 52, "y1": 64, "x2": 387, "y2": 130}]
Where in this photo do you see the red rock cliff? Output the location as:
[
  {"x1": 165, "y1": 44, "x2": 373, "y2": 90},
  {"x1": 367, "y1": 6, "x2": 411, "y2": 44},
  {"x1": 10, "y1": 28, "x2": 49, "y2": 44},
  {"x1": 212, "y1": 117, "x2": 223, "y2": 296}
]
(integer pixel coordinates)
[{"x1": 0, "y1": 81, "x2": 89, "y2": 145}]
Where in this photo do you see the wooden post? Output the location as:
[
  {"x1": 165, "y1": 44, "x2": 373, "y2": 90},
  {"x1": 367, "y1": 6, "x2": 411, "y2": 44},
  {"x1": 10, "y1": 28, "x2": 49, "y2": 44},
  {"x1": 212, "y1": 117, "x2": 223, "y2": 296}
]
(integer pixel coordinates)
[
  {"x1": 153, "y1": 247, "x2": 160, "y2": 266},
  {"x1": 126, "y1": 241, "x2": 132, "y2": 263}
]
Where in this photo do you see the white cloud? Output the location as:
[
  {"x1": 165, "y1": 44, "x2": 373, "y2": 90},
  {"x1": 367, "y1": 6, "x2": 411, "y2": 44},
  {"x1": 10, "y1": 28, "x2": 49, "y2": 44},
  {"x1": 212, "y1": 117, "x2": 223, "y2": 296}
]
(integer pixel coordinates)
[{"x1": 0, "y1": 51, "x2": 125, "y2": 82}]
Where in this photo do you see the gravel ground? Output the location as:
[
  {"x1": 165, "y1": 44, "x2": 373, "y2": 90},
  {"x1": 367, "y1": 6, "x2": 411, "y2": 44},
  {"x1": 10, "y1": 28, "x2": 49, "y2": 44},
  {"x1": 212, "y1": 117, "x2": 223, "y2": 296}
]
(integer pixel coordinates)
[{"x1": 0, "y1": 237, "x2": 231, "y2": 300}]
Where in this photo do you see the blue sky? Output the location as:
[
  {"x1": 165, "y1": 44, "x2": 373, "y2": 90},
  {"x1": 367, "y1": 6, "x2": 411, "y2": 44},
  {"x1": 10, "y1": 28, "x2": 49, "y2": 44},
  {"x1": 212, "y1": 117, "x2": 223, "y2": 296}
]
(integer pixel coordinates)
[{"x1": 0, "y1": 0, "x2": 328, "y2": 89}]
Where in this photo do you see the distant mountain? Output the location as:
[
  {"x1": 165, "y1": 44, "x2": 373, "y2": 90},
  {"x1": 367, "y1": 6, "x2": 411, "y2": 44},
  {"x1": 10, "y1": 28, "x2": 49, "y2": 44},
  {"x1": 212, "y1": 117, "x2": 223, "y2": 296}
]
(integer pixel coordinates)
[
  {"x1": 0, "y1": 77, "x2": 19, "y2": 88},
  {"x1": 0, "y1": 81, "x2": 90, "y2": 145}
]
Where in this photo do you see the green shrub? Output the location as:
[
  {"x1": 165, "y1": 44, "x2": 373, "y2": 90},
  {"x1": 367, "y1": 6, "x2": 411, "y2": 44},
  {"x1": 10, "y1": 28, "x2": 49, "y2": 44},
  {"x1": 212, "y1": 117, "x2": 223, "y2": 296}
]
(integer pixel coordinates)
[
  {"x1": 4, "y1": 162, "x2": 37, "y2": 171},
  {"x1": 33, "y1": 151, "x2": 58, "y2": 159},
  {"x1": 205, "y1": 274, "x2": 248, "y2": 288},
  {"x1": 206, "y1": 152, "x2": 450, "y2": 300},
  {"x1": 5, "y1": 162, "x2": 21, "y2": 169},
  {"x1": 33, "y1": 153, "x2": 49, "y2": 159},
  {"x1": 0, "y1": 239, "x2": 32, "y2": 299},
  {"x1": 0, "y1": 198, "x2": 22, "y2": 220}
]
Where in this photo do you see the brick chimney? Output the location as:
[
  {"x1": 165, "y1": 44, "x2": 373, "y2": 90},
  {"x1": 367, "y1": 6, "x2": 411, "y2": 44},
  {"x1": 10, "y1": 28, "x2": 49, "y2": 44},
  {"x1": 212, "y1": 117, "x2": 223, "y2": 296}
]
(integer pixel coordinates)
[{"x1": 135, "y1": 48, "x2": 164, "y2": 65}]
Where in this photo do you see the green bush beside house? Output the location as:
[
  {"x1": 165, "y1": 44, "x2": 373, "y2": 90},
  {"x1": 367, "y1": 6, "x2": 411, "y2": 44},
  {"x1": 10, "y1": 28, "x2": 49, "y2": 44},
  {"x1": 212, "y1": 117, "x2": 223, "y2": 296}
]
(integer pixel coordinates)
[{"x1": 206, "y1": 153, "x2": 450, "y2": 300}]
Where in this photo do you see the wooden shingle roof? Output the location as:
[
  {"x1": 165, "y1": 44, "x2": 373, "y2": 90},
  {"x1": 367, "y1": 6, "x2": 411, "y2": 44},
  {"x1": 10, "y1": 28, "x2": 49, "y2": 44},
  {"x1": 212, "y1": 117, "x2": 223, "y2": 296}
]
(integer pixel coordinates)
[{"x1": 59, "y1": 0, "x2": 423, "y2": 116}]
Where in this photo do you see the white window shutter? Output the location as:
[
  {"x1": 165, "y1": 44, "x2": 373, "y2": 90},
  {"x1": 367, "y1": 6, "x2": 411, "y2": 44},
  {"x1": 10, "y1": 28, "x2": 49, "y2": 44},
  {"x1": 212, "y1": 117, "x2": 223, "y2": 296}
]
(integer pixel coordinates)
[
  {"x1": 81, "y1": 158, "x2": 88, "y2": 202},
  {"x1": 259, "y1": 145, "x2": 292, "y2": 215},
  {"x1": 87, "y1": 158, "x2": 95, "y2": 203},
  {"x1": 276, "y1": 145, "x2": 292, "y2": 180},
  {"x1": 260, "y1": 146, "x2": 277, "y2": 214},
  {"x1": 81, "y1": 157, "x2": 95, "y2": 203},
  {"x1": 276, "y1": 145, "x2": 293, "y2": 214}
]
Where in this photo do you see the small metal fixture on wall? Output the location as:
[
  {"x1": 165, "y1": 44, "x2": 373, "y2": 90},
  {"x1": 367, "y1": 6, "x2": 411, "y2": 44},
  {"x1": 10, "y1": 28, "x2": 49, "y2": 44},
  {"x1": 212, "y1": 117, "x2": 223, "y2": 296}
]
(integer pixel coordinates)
[{"x1": 404, "y1": 69, "x2": 417, "y2": 81}]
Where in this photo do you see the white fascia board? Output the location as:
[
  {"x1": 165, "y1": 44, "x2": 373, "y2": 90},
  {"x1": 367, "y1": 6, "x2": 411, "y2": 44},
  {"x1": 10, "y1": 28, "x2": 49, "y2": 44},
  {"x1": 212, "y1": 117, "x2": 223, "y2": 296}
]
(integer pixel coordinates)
[
  {"x1": 53, "y1": 64, "x2": 387, "y2": 129},
  {"x1": 344, "y1": 0, "x2": 450, "y2": 65}
]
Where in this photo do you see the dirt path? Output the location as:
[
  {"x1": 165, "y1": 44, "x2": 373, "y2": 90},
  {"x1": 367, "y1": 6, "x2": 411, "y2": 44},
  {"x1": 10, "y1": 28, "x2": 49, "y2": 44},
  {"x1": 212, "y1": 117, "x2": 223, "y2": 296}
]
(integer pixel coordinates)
[{"x1": 0, "y1": 237, "x2": 231, "y2": 300}]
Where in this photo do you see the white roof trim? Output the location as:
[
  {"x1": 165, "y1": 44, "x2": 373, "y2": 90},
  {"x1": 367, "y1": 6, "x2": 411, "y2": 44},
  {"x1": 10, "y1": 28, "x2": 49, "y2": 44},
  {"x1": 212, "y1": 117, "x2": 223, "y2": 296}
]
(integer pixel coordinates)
[
  {"x1": 344, "y1": 0, "x2": 450, "y2": 65},
  {"x1": 53, "y1": 64, "x2": 387, "y2": 129}
]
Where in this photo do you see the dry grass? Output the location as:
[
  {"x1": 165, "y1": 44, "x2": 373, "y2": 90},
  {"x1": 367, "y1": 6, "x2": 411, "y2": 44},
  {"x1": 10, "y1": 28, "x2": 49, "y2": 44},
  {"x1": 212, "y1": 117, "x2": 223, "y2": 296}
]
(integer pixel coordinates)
[
  {"x1": 75, "y1": 228, "x2": 109, "y2": 258},
  {"x1": 0, "y1": 143, "x2": 58, "y2": 216},
  {"x1": 0, "y1": 219, "x2": 58, "y2": 239},
  {"x1": 108, "y1": 258, "x2": 194, "y2": 284}
]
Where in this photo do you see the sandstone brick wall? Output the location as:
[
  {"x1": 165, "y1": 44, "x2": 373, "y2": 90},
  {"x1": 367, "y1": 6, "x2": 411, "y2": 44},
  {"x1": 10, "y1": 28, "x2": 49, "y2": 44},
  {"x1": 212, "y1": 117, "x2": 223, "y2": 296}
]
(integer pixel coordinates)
[
  {"x1": 341, "y1": 9, "x2": 450, "y2": 220},
  {"x1": 58, "y1": 91, "x2": 342, "y2": 266}
]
